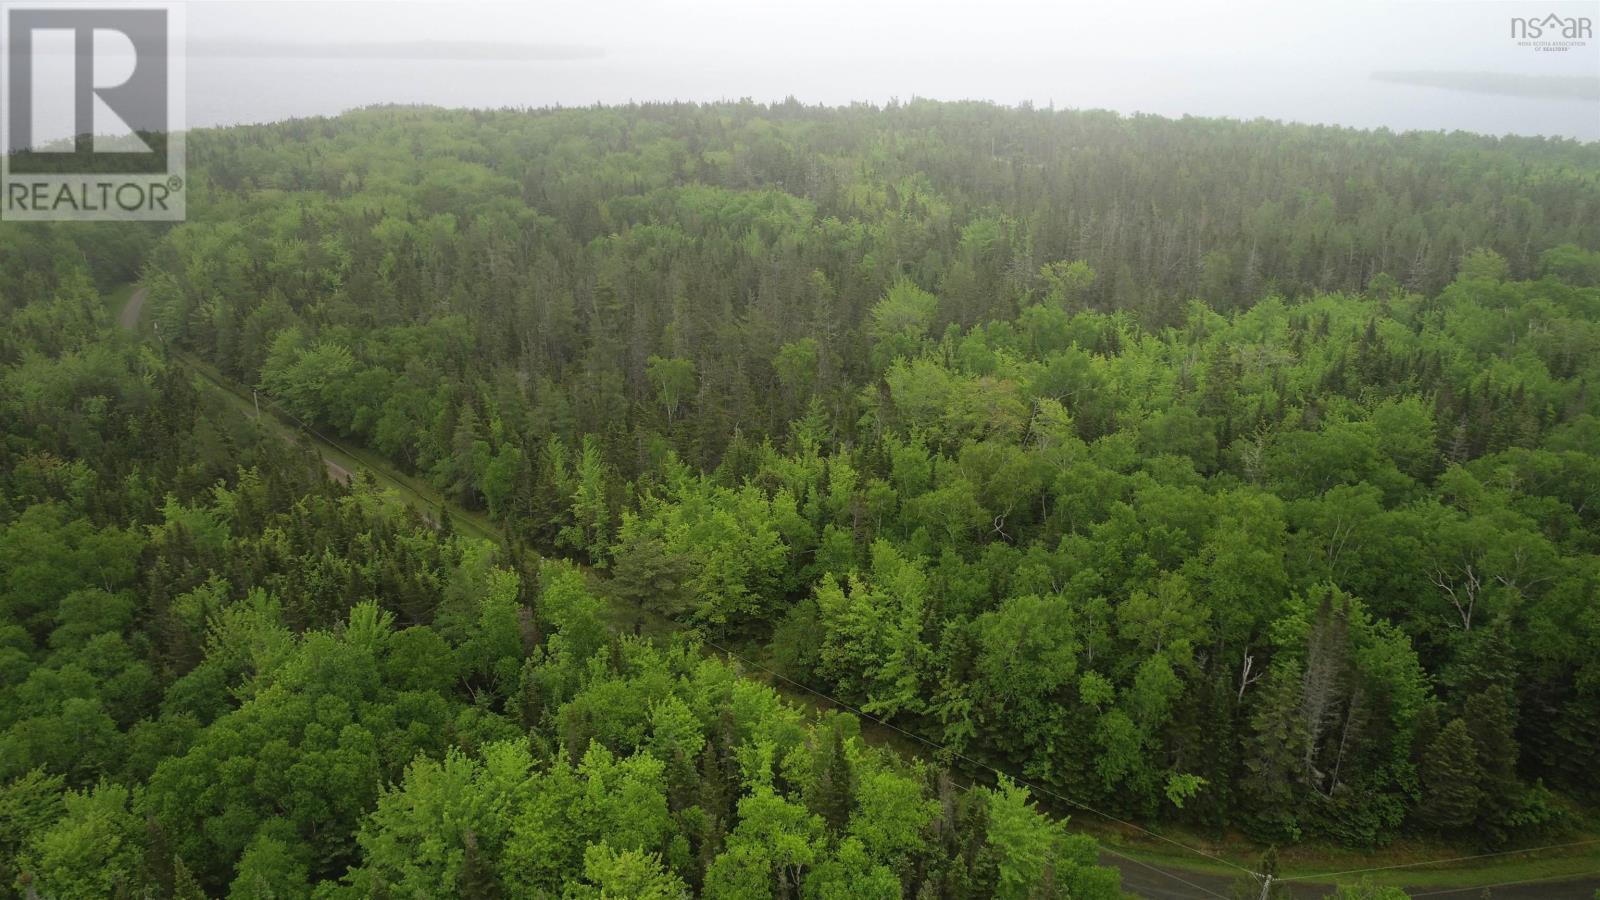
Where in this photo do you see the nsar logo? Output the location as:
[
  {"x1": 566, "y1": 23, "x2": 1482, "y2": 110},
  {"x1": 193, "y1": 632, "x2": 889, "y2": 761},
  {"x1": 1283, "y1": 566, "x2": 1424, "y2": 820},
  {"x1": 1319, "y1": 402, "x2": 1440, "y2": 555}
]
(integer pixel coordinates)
[{"x1": 1509, "y1": 13, "x2": 1593, "y2": 52}]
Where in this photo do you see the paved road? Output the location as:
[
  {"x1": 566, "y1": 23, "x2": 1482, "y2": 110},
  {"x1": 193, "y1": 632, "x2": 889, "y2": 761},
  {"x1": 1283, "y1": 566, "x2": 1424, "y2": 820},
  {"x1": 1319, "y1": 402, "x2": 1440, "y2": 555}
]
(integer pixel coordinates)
[
  {"x1": 1108, "y1": 859, "x2": 1600, "y2": 899},
  {"x1": 1407, "y1": 877, "x2": 1600, "y2": 898},
  {"x1": 113, "y1": 286, "x2": 1600, "y2": 900}
]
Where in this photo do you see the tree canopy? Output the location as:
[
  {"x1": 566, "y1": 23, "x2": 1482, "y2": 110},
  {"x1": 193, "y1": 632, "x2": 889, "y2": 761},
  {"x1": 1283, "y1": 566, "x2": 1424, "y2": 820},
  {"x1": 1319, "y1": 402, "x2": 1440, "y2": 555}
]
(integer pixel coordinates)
[{"x1": 5, "y1": 99, "x2": 1600, "y2": 896}]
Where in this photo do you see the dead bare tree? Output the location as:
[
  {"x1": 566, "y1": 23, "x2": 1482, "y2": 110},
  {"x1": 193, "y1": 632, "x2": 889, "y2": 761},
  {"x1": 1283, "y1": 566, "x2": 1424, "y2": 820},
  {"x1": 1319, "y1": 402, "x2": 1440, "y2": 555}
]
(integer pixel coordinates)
[
  {"x1": 1300, "y1": 599, "x2": 1351, "y2": 789},
  {"x1": 1238, "y1": 649, "x2": 1264, "y2": 701},
  {"x1": 1321, "y1": 687, "x2": 1367, "y2": 798},
  {"x1": 1430, "y1": 562, "x2": 1481, "y2": 630}
]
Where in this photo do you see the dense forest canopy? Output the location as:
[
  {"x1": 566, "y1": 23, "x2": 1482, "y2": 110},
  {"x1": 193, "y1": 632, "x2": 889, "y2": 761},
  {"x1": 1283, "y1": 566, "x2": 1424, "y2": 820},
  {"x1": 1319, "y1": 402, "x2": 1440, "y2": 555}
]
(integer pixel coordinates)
[
  {"x1": 4, "y1": 99, "x2": 1600, "y2": 897},
  {"x1": 0, "y1": 232, "x2": 1116, "y2": 899}
]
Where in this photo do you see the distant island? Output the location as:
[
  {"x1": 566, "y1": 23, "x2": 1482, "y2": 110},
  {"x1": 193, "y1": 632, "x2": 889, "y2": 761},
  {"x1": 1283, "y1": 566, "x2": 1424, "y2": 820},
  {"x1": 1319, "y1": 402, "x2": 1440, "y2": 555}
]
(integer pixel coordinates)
[{"x1": 1373, "y1": 69, "x2": 1600, "y2": 100}]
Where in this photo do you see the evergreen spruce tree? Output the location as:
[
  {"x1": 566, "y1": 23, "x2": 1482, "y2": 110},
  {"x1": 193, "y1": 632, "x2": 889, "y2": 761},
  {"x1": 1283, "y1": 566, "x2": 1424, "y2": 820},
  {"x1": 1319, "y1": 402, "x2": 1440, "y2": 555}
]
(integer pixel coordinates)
[
  {"x1": 458, "y1": 830, "x2": 502, "y2": 900},
  {"x1": 139, "y1": 816, "x2": 175, "y2": 899},
  {"x1": 1464, "y1": 688, "x2": 1522, "y2": 839},
  {"x1": 1239, "y1": 663, "x2": 1309, "y2": 841},
  {"x1": 814, "y1": 723, "x2": 857, "y2": 833},
  {"x1": 1419, "y1": 718, "x2": 1486, "y2": 831}
]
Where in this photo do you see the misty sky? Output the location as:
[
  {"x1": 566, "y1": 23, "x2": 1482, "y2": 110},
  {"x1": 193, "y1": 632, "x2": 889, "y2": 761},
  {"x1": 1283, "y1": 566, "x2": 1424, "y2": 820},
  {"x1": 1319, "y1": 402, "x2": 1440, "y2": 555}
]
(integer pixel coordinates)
[{"x1": 111, "y1": 0, "x2": 1600, "y2": 139}]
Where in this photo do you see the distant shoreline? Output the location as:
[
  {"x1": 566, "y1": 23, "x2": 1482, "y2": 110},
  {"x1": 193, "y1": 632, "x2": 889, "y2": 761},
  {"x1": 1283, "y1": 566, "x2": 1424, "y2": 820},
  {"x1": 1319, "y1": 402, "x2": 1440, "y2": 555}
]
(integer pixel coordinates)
[
  {"x1": 188, "y1": 39, "x2": 604, "y2": 61},
  {"x1": 1372, "y1": 70, "x2": 1600, "y2": 101}
]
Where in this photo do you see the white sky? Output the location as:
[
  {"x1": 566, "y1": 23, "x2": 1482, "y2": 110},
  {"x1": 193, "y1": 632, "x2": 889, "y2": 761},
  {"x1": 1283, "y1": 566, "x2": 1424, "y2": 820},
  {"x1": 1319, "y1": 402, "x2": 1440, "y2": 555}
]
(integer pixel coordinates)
[{"x1": 186, "y1": 0, "x2": 1598, "y2": 68}]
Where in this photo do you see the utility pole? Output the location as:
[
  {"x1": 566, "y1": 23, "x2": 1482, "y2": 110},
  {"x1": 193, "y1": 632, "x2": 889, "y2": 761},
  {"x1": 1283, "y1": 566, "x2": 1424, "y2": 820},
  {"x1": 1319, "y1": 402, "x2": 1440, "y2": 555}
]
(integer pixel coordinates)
[
  {"x1": 253, "y1": 388, "x2": 260, "y2": 419},
  {"x1": 1257, "y1": 873, "x2": 1274, "y2": 900}
]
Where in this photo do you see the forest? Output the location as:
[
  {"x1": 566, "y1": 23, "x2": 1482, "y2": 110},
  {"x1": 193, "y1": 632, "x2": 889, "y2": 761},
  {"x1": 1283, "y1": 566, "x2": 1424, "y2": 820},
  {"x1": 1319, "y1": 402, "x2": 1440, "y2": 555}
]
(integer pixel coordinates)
[{"x1": 3, "y1": 99, "x2": 1600, "y2": 897}]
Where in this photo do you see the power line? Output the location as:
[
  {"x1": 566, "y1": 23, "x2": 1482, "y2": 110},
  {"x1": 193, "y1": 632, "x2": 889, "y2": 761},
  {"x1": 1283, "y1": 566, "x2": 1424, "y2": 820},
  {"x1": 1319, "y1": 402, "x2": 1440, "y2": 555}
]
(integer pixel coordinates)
[
  {"x1": 199, "y1": 347, "x2": 1593, "y2": 898},
  {"x1": 703, "y1": 638, "x2": 1600, "y2": 897},
  {"x1": 180, "y1": 354, "x2": 457, "y2": 526},
  {"x1": 242, "y1": 371, "x2": 1249, "y2": 884},
  {"x1": 702, "y1": 640, "x2": 1243, "y2": 895},
  {"x1": 1408, "y1": 869, "x2": 1600, "y2": 897},
  {"x1": 1277, "y1": 838, "x2": 1600, "y2": 883},
  {"x1": 1099, "y1": 845, "x2": 1234, "y2": 900},
  {"x1": 699, "y1": 636, "x2": 1262, "y2": 880},
  {"x1": 187, "y1": 363, "x2": 1244, "y2": 881},
  {"x1": 168, "y1": 316, "x2": 1594, "y2": 897}
]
